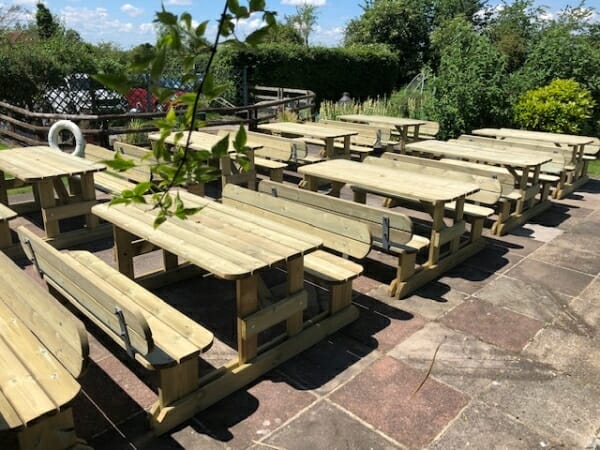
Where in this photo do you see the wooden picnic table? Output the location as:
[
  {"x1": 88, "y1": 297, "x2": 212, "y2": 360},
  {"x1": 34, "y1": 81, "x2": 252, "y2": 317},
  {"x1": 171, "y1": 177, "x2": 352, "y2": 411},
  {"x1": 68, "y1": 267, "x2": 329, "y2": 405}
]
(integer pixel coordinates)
[
  {"x1": 149, "y1": 130, "x2": 262, "y2": 190},
  {"x1": 298, "y1": 159, "x2": 485, "y2": 295},
  {"x1": 405, "y1": 139, "x2": 552, "y2": 234},
  {"x1": 337, "y1": 114, "x2": 427, "y2": 152},
  {"x1": 91, "y1": 192, "x2": 359, "y2": 426},
  {"x1": 258, "y1": 122, "x2": 358, "y2": 159},
  {"x1": 0, "y1": 146, "x2": 105, "y2": 239}
]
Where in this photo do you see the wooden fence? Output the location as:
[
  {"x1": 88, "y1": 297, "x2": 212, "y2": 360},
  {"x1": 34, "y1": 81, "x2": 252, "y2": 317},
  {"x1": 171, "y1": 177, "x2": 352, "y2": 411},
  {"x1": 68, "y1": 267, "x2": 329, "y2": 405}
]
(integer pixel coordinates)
[{"x1": 0, "y1": 86, "x2": 316, "y2": 147}]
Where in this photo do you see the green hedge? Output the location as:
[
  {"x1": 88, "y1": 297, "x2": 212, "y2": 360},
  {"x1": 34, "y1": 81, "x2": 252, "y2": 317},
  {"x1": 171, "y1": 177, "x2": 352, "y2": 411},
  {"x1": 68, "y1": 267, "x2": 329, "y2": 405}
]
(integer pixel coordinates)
[{"x1": 212, "y1": 43, "x2": 400, "y2": 104}]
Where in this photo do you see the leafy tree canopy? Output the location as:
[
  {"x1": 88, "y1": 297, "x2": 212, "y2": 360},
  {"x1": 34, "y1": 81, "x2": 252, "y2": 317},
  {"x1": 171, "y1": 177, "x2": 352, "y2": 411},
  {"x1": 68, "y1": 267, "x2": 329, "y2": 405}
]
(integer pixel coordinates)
[{"x1": 35, "y1": 2, "x2": 59, "y2": 39}]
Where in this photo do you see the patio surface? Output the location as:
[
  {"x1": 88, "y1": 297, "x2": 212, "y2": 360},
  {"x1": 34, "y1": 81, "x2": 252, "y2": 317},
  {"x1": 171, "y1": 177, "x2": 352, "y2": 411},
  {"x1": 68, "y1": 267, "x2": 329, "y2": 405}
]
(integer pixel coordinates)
[{"x1": 9, "y1": 176, "x2": 600, "y2": 450}]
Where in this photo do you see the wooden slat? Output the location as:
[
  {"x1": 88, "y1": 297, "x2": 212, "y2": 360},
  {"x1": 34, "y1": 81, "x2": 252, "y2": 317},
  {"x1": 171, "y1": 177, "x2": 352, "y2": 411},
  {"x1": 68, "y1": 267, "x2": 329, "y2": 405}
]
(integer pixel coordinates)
[
  {"x1": 473, "y1": 128, "x2": 593, "y2": 146},
  {"x1": 0, "y1": 203, "x2": 17, "y2": 221},
  {"x1": 0, "y1": 299, "x2": 80, "y2": 428},
  {"x1": 222, "y1": 184, "x2": 372, "y2": 258},
  {"x1": 69, "y1": 251, "x2": 213, "y2": 354},
  {"x1": 240, "y1": 291, "x2": 307, "y2": 339},
  {"x1": 304, "y1": 250, "x2": 363, "y2": 283},
  {"x1": 17, "y1": 226, "x2": 153, "y2": 356},
  {"x1": 258, "y1": 122, "x2": 358, "y2": 140},
  {"x1": 0, "y1": 251, "x2": 88, "y2": 378},
  {"x1": 365, "y1": 154, "x2": 501, "y2": 205},
  {"x1": 298, "y1": 159, "x2": 480, "y2": 202},
  {"x1": 338, "y1": 115, "x2": 426, "y2": 128}
]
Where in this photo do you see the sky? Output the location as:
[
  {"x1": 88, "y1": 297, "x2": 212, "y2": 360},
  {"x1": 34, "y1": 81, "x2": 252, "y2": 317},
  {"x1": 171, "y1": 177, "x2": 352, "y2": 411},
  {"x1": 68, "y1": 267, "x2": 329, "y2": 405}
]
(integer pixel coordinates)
[{"x1": 1, "y1": 0, "x2": 591, "y2": 49}]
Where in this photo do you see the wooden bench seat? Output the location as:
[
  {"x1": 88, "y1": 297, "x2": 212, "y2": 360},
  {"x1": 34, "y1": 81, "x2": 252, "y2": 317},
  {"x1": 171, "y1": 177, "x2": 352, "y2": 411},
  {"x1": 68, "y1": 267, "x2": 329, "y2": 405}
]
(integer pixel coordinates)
[
  {"x1": 84, "y1": 143, "x2": 153, "y2": 195},
  {"x1": 0, "y1": 249, "x2": 89, "y2": 450},
  {"x1": 221, "y1": 184, "x2": 365, "y2": 311},
  {"x1": 0, "y1": 203, "x2": 17, "y2": 249},
  {"x1": 17, "y1": 226, "x2": 214, "y2": 426}
]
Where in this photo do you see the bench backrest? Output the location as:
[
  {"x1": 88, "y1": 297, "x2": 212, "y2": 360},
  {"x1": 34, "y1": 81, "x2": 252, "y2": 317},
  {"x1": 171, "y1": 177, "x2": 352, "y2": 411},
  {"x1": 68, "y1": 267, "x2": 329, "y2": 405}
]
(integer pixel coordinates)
[
  {"x1": 217, "y1": 129, "x2": 307, "y2": 162},
  {"x1": 85, "y1": 143, "x2": 152, "y2": 183},
  {"x1": 257, "y1": 180, "x2": 414, "y2": 252},
  {"x1": 222, "y1": 184, "x2": 372, "y2": 259},
  {"x1": 0, "y1": 249, "x2": 89, "y2": 379},
  {"x1": 318, "y1": 119, "x2": 390, "y2": 144},
  {"x1": 456, "y1": 135, "x2": 568, "y2": 171},
  {"x1": 17, "y1": 226, "x2": 154, "y2": 356},
  {"x1": 372, "y1": 153, "x2": 502, "y2": 205}
]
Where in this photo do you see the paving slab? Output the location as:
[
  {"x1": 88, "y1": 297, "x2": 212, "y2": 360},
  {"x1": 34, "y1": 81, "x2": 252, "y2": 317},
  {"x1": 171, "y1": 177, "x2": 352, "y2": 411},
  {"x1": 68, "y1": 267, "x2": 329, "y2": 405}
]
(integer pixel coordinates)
[
  {"x1": 191, "y1": 375, "x2": 315, "y2": 450},
  {"x1": 436, "y1": 263, "x2": 498, "y2": 295},
  {"x1": 478, "y1": 375, "x2": 600, "y2": 448},
  {"x1": 509, "y1": 223, "x2": 564, "y2": 242},
  {"x1": 529, "y1": 240, "x2": 600, "y2": 275},
  {"x1": 429, "y1": 401, "x2": 561, "y2": 449},
  {"x1": 277, "y1": 332, "x2": 381, "y2": 395},
  {"x1": 330, "y1": 356, "x2": 469, "y2": 450},
  {"x1": 484, "y1": 230, "x2": 545, "y2": 256},
  {"x1": 524, "y1": 326, "x2": 600, "y2": 387},
  {"x1": 440, "y1": 298, "x2": 544, "y2": 352},
  {"x1": 388, "y1": 322, "x2": 555, "y2": 397},
  {"x1": 473, "y1": 275, "x2": 573, "y2": 325},
  {"x1": 367, "y1": 283, "x2": 468, "y2": 321},
  {"x1": 262, "y1": 400, "x2": 401, "y2": 450},
  {"x1": 529, "y1": 202, "x2": 594, "y2": 230},
  {"x1": 504, "y1": 258, "x2": 594, "y2": 297},
  {"x1": 342, "y1": 301, "x2": 427, "y2": 354},
  {"x1": 463, "y1": 243, "x2": 524, "y2": 274},
  {"x1": 569, "y1": 278, "x2": 600, "y2": 335}
]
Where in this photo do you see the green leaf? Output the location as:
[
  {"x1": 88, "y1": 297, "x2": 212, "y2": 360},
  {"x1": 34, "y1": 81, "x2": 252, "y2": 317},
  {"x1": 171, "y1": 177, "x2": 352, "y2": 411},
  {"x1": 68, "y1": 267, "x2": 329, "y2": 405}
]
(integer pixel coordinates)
[
  {"x1": 92, "y1": 73, "x2": 132, "y2": 96},
  {"x1": 195, "y1": 20, "x2": 208, "y2": 37},
  {"x1": 227, "y1": 0, "x2": 241, "y2": 15},
  {"x1": 233, "y1": 124, "x2": 247, "y2": 152},
  {"x1": 245, "y1": 26, "x2": 270, "y2": 46},
  {"x1": 156, "y1": 10, "x2": 177, "y2": 26},
  {"x1": 133, "y1": 181, "x2": 152, "y2": 196},
  {"x1": 153, "y1": 213, "x2": 167, "y2": 229},
  {"x1": 180, "y1": 12, "x2": 192, "y2": 29},
  {"x1": 250, "y1": 0, "x2": 266, "y2": 12},
  {"x1": 212, "y1": 134, "x2": 230, "y2": 157},
  {"x1": 108, "y1": 196, "x2": 130, "y2": 206},
  {"x1": 103, "y1": 154, "x2": 136, "y2": 172},
  {"x1": 150, "y1": 48, "x2": 166, "y2": 80}
]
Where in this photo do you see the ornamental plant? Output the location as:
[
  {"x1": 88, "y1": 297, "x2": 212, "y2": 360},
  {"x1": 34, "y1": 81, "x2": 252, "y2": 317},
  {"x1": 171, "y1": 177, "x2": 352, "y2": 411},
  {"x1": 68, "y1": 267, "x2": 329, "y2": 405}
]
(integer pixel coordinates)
[
  {"x1": 513, "y1": 78, "x2": 595, "y2": 134},
  {"x1": 95, "y1": 1, "x2": 276, "y2": 227}
]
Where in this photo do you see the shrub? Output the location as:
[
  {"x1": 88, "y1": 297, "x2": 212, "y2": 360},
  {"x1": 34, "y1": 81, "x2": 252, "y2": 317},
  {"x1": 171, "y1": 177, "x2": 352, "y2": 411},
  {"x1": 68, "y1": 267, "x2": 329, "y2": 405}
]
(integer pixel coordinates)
[
  {"x1": 513, "y1": 79, "x2": 595, "y2": 134},
  {"x1": 212, "y1": 43, "x2": 400, "y2": 104}
]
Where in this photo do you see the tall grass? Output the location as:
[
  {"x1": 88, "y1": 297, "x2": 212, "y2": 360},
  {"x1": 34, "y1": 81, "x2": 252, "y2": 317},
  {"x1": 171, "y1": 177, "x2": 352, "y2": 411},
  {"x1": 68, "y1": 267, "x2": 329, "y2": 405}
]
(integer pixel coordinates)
[{"x1": 318, "y1": 88, "x2": 433, "y2": 121}]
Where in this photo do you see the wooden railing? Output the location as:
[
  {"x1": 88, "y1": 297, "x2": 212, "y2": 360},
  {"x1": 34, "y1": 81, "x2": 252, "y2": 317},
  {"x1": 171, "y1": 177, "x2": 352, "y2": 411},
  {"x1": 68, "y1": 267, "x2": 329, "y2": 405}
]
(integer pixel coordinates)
[{"x1": 0, "y1": 86, "x2": 316, "y2": 147}]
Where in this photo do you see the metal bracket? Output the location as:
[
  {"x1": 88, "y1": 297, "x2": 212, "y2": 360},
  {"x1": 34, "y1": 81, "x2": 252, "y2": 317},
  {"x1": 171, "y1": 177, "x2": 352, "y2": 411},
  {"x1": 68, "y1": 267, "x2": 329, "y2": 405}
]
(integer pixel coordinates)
[
  {"x1": 23, "y1": 238, "x2": 43, "y2": 277},
  {"x1": 291, "y1": 143, "x2": 298, "y2": 163},
  {"x1": 271, "y1": 187, "x2": 278, "y2": 197},
  {"x1": 371, "y1": 216, "x2": 391, "y2": 252},
  {"x1": 114, "y1": 307, "x2": 135, "y2": 358}
]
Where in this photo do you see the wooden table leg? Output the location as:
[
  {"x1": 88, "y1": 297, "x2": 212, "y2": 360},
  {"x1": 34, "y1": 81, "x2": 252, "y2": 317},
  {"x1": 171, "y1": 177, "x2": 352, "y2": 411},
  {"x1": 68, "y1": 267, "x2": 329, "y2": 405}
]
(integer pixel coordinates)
[
  {"x1": 342, "y1": 136, "x2": 351, "y2": 158},
  {"x1": 413, "y1": 124, "x2": 421, "y2": 140},
  {"x1": 396, "y1": 126, "x2": 408, "y2": 152},
  {"x1": 114, "y1": 226, "x2": 135, "y2": 278},
  {"x1": 515, "y1": 167, "x2": 529, "y2": 214},
  {"x1": 80, "y1": 173, "x2": 99, "y2": 230},
  {"x1": 0, "y1": 171, "x2": 8, "y2": 205},
  {"x1": 450, "y1": 197, "x2": 464, "y2": 253},
  {"x1": 237, "y1": 275, "x2": 258, "y2": 363},
  {"x1": 286, "y1": 256, "x2": 304, "y2": 336},
  {"x1": 325, "y1": 138, "x2": 335, "y2": 159},
  {"x1": 37, "y1": 180, "x2": 60, "y2": 238},
  {"x1": 427, "y1": 201, "x2": 445, "y2": 266}
]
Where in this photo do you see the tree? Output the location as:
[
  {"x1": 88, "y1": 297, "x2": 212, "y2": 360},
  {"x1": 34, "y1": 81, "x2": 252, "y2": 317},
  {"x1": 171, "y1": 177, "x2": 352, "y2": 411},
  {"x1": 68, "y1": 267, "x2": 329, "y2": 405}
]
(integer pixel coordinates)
[
  {"x1": 486, "y1": 0, "x2": 543, "y2": 72},
  {"x1": 344, "y1": 0, "x2": 434, "y2": 83},
  {"x1": 426, "y1": 17, "x2": 508, "y2": 138},
  {"x1": 96, "y1": 2, "x2": 276, "y2": 226},
  {"x1": 0, "y1": 5, "x2": 26, "y2": 31},
  {"x1": 285, "y1": 3, "x2": 319, "y2": 46},
  {"x1": 263, "y1": 22, "x2": 303, "y2": 45},
  {"x1": 35, "y1": 3, "x2": 58, "y2": 39}
]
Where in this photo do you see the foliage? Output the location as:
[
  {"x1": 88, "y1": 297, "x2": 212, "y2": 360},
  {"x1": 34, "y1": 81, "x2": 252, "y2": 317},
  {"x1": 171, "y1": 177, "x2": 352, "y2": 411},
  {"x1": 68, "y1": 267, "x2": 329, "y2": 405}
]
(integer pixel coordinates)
[
  {"x1": 95, "y1": 1, "x2": 276, "y2": 226},
  {"x1": 0, "y1": 5, "x2": 25, "y2": 30},
  {"x1": 35, "y1": 3, "x2": 58, "y2": 39},
  {"x1": 426, "y1": 17, "x2": 508, "y2": 139},
  {"x1": 485, "y1": 0, "x2": 543, "y2": 72},
  {"x1": 285, "y1": 3, "x2": 319, "y2": 46},
  {"x1": 122, "y1": 119, "x2": 150, "y2": 145},
  {"x1": 344, "y1": 0, "x2": 433, "y2": 83},
  {"x1": 213, "y1": 43, "x2": 399, "y2": 104},
  {"x1": 513, "y1": 79, "x2": 595, "y2": 134},
  {"x1": 319, "y1": 96, "x2": 406, "y2": 120},
  {"x1": 262, "y1": 22, "x2": 303, "y2": 45}
]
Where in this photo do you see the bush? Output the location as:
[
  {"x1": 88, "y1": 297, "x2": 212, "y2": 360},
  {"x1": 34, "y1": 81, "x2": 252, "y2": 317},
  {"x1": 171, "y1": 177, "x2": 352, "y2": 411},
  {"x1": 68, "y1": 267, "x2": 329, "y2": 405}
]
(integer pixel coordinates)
[
  {"x1": 513, "y1": 79, "x2": 595, "y2": 134},
  {"x1": 212, "y1": 43, "x2": 400, "y2": 104}
]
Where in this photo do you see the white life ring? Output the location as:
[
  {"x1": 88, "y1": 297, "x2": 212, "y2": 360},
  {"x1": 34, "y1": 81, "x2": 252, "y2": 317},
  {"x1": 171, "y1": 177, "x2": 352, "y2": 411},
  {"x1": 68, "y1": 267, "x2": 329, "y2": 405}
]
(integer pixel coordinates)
[{"x1": 48, "y1": 120, "x2": 86, "y2": 157}]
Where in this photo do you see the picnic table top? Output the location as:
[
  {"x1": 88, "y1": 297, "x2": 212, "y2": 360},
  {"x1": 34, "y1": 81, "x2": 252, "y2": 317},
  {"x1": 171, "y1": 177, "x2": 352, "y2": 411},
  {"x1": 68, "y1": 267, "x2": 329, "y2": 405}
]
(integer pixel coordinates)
[
  {"x1": 92, "y1": 192, "x2": 322, "y2": 280},
  {"x1": 258, "y1": 122, "x2": 358, "y2": 139},
  {"x1": 0, "y1": 146, "x2": 106, "y2": 182},
  {"x1": 298, "y1": 159, "x2": 480, "y2": 203},
  {"x1": 338, "y1": 115, "x2": 427, "y2": 128},
  {"x1": 148, "y1": 130, "x2": 263, "y2": 151},
  {"x1": 406, "y1": 140, "x2": 552, "y2": 168},
  {"x1": 473, "y1": 128, "x2": 593, "y2": 146}
]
